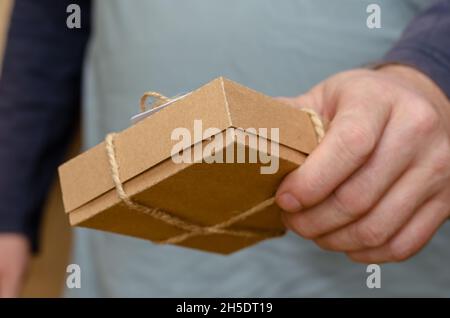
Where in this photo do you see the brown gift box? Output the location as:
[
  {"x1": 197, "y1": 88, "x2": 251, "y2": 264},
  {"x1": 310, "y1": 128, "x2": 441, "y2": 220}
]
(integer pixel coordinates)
[{"x1": 58, "y1": 77, "x2": 320, "y2": 254}]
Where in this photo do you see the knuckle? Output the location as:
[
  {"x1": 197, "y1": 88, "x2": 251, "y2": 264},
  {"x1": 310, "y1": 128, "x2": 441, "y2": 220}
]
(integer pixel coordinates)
[
  {"x1": 343, "y1": 75, "x2": 376, "y2": 90},
  {"x1": 297, "y1": 228, "x2": 318, "y2": 240},
  {"x1": 407, "y1": 101, "x2": 439, "y2": 136},
  {"x1": 314, "y1": 239, "x2": 335, "y2": 251},
  {"x1": 389, "y1": 241, "x2": 415, "y2": 262},
  {"x1": 291, "y1": 217, "x2": 318, "y2": 239},
  {"x1": 337, "y1": 122, "x2": 376, "y2": 164},
  {"x1": 300, "y1": 169, "x2": 327, "y2": 200},
  {"x1": 341, "y1": 75, "x2": 392, "y2": 102},
  {"x1": 334, "y1": 179, "x2": 374, "y2": 218},
  {"x1": 430, "y1": 145, "x2": 450, "y2": 176},
  {"x1": 347, "y1": 252, "x2": 370, "y2": 264},
  {"x1": 332, "y1": 189, "x2": 362, "y2": 220},
  {"x1": 442, "y1": 140, "x2": 450, "y2": 161},
  {"x1": 353, "y1": 222, "x2": 388, "y2": 248}
]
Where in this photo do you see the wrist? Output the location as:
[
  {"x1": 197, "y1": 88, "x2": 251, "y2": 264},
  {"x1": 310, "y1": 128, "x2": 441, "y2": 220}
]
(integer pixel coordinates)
[{"x1": 377, "y1": 64, "x2": 450, "y2": 130}]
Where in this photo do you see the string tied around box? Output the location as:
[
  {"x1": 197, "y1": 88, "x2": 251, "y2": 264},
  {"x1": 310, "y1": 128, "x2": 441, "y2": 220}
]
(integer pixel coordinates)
[{"x1": 104, "y1": 92, "x2": 325, "y2": 245}]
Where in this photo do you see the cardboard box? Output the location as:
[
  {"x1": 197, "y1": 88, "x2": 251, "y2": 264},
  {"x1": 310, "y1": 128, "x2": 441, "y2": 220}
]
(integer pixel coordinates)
[{"x1": 58, "y1": 77, "x2": 319, "y2": 254}]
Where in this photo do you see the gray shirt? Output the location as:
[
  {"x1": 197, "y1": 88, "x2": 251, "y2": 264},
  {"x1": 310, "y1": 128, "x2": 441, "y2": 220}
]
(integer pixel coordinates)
[{"x1": 68, "y1": 0, "x2": 450, "y2": 297}]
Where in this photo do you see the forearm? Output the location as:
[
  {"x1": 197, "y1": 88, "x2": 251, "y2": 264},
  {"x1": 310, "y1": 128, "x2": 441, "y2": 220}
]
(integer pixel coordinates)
[{"x1": 0, "y1": 0, "x2": 91, "y2": 251}]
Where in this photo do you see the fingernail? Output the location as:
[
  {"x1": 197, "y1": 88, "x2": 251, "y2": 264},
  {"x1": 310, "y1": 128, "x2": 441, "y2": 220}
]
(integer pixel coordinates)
[{"x1": 276, "y1": 193, "x2": 302, "y2": 212}]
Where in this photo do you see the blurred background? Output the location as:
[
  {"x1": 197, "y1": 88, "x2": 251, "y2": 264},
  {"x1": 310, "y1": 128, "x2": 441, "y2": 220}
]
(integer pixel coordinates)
[{"x1": 0, "y1": 0, "x2": 73, "y2": 297}]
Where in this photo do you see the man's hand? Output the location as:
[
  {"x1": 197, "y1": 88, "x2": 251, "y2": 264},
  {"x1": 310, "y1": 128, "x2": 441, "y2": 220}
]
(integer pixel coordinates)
[
  {"x1": 276, "y1": 65, "x2": 450, "y2": 263},
  {"x1": 0, "y1": 234, "x2": 30, "y2": 297}
]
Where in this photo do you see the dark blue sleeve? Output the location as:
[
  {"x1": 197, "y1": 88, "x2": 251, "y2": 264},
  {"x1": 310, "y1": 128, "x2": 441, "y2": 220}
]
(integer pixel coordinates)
[
  {"x1": 0, "y1": 0, "x2": 91, "y2": 251},
  {"x1": 383, "y1": 0, "x2": 450, "y2": 98}
]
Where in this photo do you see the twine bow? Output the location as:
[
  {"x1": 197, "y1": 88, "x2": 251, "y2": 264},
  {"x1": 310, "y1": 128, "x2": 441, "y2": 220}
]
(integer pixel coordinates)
[{"x1": 105, "y1": 92, "x2": 325, "y2": 245}]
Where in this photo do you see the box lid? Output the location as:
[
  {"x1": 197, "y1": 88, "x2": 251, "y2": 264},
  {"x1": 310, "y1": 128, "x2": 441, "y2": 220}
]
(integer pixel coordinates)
[{"x1": 58, "y1": 77, "x2": 318, "y2": 213}]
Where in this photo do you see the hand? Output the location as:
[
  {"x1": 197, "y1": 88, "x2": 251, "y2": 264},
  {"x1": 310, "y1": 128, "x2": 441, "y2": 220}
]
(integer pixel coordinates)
[
  {"x1": 276, "y1": 65, "x2": 450, "y2": 263},
  {"x1": 0, "y1": 234, "x2": 30, "y2": 297}
]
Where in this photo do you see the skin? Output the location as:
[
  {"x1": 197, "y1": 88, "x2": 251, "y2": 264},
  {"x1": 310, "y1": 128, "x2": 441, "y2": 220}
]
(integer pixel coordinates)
[
  {"x1": 0, "y1": 234, "x2": 29, "y2": 297},
  {"x1": 276, "y1": 64, "x2": 450, "y2": 264}
]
